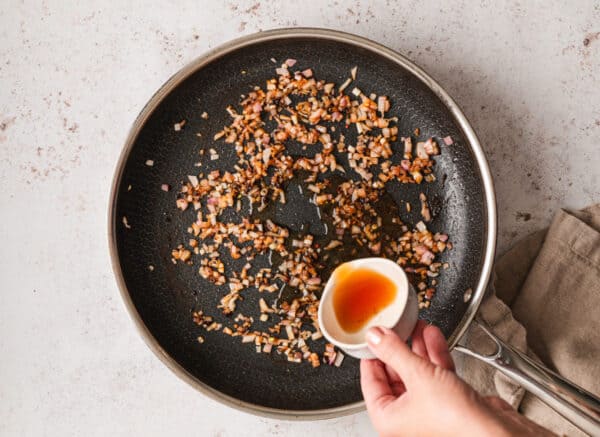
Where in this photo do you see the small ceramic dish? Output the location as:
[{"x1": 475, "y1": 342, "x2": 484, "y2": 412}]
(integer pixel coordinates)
[{"x1": 318, "y1": 257, "x2": 418, "y2": 359}]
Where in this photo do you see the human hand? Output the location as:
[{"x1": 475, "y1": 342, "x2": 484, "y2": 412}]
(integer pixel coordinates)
[{"x1": 360, "y1": 321, "x2": 556, "y2": 437}]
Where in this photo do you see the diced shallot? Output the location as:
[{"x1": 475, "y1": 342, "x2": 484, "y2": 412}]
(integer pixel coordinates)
[{"x1": 416, "y1": 142, "x2": 428, "y2": 159}]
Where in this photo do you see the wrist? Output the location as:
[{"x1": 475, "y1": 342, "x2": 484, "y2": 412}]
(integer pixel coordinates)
[{"x1": 469, "y1": 407, "x2": 513, "y2": 437}]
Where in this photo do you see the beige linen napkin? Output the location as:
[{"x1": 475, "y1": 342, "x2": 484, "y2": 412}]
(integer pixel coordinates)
[{"x1": 456, "y1": 205, "x2": 600, "y2": 437}]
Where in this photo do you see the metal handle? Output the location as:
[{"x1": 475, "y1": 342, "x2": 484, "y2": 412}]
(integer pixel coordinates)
[{"x1": 455, "y1": 320, "x2": 600, "y2": 436}]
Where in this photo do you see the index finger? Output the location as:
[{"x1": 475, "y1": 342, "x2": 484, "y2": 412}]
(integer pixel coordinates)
[
  {"x1": 410, "y1": 320, "x2": 430, "y2": 360},
  {"x1": 423, "y1": 324, "x2": 455, "y2": 371}
]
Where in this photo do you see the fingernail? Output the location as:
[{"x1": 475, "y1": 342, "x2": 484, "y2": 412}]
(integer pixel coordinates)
[{"x1": 366, "y1": 327, "x2": 383, "y2": 345}]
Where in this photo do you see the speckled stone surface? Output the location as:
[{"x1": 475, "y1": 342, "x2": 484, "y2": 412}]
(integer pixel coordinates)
[{"x1": 1, "y1": 1, "x2": 598, "y2": 436}]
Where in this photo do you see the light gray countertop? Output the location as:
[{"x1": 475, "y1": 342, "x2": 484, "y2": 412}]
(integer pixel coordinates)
[{"x1": 1, "y1": 1, "x2": 598, "y2": 435}]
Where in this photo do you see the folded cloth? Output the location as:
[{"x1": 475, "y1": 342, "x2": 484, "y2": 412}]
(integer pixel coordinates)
[{"x1": 455, "y1": 205, "x2": 600, "y2": 437}]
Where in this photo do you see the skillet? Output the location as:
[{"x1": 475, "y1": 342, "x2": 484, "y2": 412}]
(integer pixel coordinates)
[
  {"x1": 110, "y1": 29, "x2": 597, "y2": 430},
  {"x1": 109, "y1": 27, "x2": 494, "y2": 418}
]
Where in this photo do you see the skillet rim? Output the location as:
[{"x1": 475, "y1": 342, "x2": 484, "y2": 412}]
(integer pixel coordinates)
[{"x1": 108, "y1": 27, "x2": 497, "y2": 420}]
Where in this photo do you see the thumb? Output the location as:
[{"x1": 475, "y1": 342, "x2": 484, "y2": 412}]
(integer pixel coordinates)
[{"x1": 366, "y1": 326, "x2": 430, "y2": 386}]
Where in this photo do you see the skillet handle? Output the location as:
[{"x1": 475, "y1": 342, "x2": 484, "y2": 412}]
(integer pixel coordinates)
[{"x1": 454, "y1": 319, "x2": 600, "y2": 436}]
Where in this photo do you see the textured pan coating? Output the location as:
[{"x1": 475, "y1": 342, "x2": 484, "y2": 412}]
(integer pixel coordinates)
[{"x1": 113, "y1": 36, "x2": 487, "y2": 412}]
